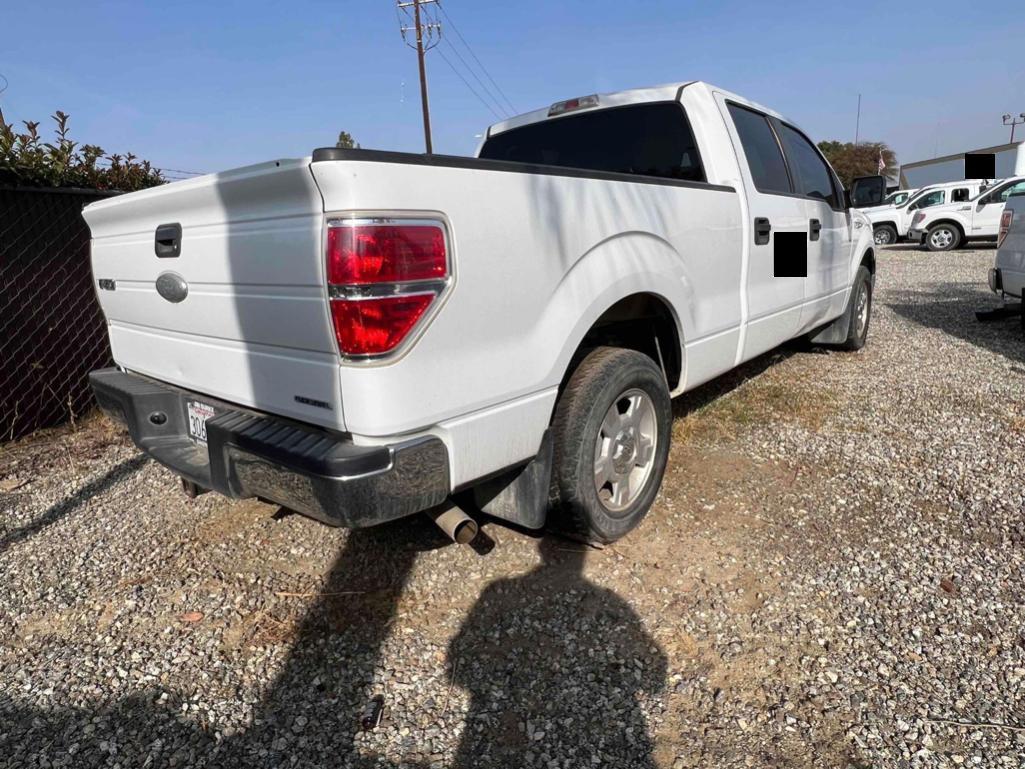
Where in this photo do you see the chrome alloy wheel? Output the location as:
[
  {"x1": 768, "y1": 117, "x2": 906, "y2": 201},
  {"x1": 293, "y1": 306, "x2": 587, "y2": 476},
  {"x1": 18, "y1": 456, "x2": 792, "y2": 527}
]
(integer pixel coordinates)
[
  {"x1": 855, "y1": 280, "x2": 870, "y2": 337},
  {"x1": 594, "y1": 388, "x2": 658, "y2": 512},
  {"x1": 929, "y1": 227, "x2": 954, "y2": 249}
]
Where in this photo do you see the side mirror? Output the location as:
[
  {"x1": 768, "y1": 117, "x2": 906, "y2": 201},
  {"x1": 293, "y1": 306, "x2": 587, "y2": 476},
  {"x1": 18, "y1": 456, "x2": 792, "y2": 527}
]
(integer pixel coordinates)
[{"x1": 847, "y1": 175, "x2": 888, "y2": 208}]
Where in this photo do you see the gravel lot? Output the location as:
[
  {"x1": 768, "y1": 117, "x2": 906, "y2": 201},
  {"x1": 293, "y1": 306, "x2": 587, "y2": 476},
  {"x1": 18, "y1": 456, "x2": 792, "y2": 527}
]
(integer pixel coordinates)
[{"x1": 2, "y1": 245, "x2": 1024, "y2": 768}]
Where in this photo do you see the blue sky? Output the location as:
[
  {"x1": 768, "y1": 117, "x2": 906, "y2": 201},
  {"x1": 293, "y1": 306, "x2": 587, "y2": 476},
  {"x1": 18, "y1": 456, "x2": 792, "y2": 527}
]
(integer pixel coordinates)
[{"x1": 2, "y1": 0, "x2": 1022, "y2": 177}]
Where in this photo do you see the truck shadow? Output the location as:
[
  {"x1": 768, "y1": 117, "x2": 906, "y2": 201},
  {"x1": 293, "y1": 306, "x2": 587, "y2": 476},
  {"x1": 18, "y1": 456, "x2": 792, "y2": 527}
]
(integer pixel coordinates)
[
  {"x1": 1, "y1": 511, "x2": 666, "y2": 768},
  {"x1": 670, "y1": 345, "x2": 799, "y2": 421},
  {"x1": 886, "y1": 282, "x2": 1025, "y2": 364}
]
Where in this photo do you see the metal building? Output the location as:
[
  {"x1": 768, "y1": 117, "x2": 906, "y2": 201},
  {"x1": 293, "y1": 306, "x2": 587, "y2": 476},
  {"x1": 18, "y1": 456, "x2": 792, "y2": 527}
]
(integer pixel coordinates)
[{"x1": 899, "y1": 141, "x2": 1025, "y2": 188}]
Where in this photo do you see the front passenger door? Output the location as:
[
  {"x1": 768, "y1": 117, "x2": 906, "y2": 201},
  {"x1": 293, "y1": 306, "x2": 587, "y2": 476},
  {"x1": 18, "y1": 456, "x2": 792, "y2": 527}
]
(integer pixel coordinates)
[
  {"x1": 973, "y1": 181, "x2": 1025, "y2": 235},
  {"x1": 720, "y1": 99, "x2": 808, "y2": 361},
  {"x1": 775, "y1": 122, "x2": 851, "y2": 328}
]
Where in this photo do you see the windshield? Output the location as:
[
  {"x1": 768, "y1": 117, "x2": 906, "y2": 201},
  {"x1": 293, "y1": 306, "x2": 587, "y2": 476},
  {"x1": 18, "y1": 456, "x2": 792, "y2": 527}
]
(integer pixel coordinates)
[
  {"x1": 907, "y1": 189, "x2": 945, "y2": 210},
  {"x1": 973, "y1": 179, "x2": 1025, "y2": 202},
  {"x1": 898, "y1": 188, "x2": 935, "y2": 208}
]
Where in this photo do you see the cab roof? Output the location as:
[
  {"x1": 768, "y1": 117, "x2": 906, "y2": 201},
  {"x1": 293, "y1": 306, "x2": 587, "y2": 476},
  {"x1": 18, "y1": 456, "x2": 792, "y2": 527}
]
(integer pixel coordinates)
[{"x1": 485, "y1": 81, "x2": 788, "y2": 138}]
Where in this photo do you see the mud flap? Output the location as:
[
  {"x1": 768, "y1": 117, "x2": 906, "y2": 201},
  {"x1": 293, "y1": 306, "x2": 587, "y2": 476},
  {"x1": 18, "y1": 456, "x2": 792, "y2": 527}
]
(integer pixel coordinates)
[
  {"x1": 468, "y1": 430, "x2": 553, "y2": 529},
  {"x1": 809, "y1": 274, "x2": 875, "y2": 345}
]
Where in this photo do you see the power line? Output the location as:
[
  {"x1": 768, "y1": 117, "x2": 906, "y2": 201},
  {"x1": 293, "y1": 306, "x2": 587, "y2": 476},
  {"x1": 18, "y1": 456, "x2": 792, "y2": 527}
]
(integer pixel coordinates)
[
  {"x1": 440, "y1": 38, "x2": 509, "y2": 118},
  {"x1": 435, "y1": 47, "x2": 504, "y2": 122},
  {"x1": 157, "y1": 167, "x2": 204, "y2": 177},
  {"x1": 436, "y1": 2, "x2": 517, "y2": 115}
]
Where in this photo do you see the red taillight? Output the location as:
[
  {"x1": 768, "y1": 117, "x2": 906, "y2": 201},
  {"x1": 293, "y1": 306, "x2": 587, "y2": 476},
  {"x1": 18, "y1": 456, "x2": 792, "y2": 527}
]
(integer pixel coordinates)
[
  {"x1": 999, "y1": 210, "x2": 1013, "y2": 248},
  {"x1": 330, "y1": 294, "x2": 435, "y2": 356},
  {"x1": 327, "y1": 225, "x2": 446, "y2": 284},
  {"x1": 326, "y1": 220, "x2": 449, "y2": 357}
]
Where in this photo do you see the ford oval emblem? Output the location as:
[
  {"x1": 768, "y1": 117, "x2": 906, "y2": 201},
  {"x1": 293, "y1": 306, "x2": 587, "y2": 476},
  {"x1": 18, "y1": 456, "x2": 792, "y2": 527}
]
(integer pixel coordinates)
[{"x1": 155, "y1": 272, "x2": 189, "y2": 303}]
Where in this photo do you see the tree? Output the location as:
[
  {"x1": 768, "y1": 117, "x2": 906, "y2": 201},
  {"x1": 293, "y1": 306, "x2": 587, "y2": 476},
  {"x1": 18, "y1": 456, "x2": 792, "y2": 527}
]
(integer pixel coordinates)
[
  {"x1": 336, "y1": 131, "x2": 360, "y2": 149},
  {"x1": 817, "y1": 140, "x2": 897, "y2": 187}
]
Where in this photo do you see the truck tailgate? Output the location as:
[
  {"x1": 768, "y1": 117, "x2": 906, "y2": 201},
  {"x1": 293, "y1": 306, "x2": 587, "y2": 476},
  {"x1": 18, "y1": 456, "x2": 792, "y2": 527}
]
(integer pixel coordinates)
[{"x1": 83, "y1": 158, "x2": 345, "y2": 430}]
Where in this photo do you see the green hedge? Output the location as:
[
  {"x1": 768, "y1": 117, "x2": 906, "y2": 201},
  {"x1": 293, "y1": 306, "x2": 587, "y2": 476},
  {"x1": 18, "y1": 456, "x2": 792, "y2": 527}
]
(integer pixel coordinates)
[{"x1": 0, "y1": 111, "x2": 163, "y2": 191}]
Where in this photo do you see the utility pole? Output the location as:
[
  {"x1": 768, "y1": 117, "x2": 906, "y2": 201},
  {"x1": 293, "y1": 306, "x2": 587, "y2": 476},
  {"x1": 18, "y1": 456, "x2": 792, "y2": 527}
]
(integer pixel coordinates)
[
  {"x1": 398, "y1": 0, "x2": 440, "y2": 154},
  {"x1": 1003, "y1": 113, "x2": 1025, "y2": 143},
  {"x1": 854, "y1": 93, "x2": 861, "y2": 145},
  {"x1": 0, "y1": 73, "x2": 8, "y2": 125}
]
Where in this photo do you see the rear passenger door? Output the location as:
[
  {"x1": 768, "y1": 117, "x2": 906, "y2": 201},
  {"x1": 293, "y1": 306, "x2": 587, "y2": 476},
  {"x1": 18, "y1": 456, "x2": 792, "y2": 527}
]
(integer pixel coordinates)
[
  {"x1": 776, "y1": 122, "x2": 851, "y2": 328},
  {"x1": 720, "y1": 100, "x2": 808, "y2": 360}
]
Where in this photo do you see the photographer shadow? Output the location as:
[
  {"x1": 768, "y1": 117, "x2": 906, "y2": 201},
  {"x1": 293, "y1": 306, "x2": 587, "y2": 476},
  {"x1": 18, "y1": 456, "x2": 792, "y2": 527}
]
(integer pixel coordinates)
[{"x1": 449, "y1": 537, "x2": 667, "y2": 768}]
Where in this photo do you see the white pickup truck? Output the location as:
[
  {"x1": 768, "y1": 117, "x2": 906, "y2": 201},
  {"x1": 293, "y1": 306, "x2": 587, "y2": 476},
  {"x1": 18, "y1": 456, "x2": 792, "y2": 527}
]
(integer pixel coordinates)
[
  {"x1": 864, "y1": 180, "x2": 992, "y2": 246},
  {"x1": 84, "y1": 81, "x2": 884, "y2": 543},
  {"x1": 908, "y1": 176, "x2": 1025, "y2": 251}
]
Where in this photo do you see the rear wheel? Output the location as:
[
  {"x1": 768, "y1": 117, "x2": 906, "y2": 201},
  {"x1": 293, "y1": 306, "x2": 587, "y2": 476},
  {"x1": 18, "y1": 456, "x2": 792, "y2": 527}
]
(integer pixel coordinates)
[
  {"x1": 550, "y1": 347, "x2": 671, "y2": 543},
  {"x1": 926, "y1": 223, "x2": 961, "y2": 252},
  {"x1": 873, "y1": 224, "x2": 897, "y2": 246}
]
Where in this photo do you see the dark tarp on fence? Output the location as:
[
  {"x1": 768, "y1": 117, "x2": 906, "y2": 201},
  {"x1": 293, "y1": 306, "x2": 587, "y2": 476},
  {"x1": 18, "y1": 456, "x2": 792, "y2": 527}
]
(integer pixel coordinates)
[{"x1": 1, "y1": 186, "x2": 119, "y2": 441}]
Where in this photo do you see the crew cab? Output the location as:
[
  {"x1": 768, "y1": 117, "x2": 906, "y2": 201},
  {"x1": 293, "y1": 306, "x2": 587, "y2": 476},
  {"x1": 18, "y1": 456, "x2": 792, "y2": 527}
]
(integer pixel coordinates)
[
  {"x1": 865, "y1": 180, "x2": 994, "y2": 245},
  {"x1": 988, "y1": 193, "x2": 1025, "y2": 316},
  {"x1": 84, "y1": 81, "x2": 884, "y2": 544},
  {"x1": 909, "y1": 176, "x2": 1025, "y2": 251}
]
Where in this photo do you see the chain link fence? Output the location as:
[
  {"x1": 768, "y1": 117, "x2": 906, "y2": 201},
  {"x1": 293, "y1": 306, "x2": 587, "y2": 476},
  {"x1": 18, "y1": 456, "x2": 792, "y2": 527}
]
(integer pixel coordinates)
[{"x1": 1, "y1": 186, "x2": 119, "y2": 441}]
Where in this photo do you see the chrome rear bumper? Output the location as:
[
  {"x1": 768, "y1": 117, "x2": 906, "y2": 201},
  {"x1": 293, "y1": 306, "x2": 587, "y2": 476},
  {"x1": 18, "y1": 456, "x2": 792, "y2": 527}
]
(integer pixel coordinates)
[{"x1": 89, "y1": 369, "x2": 449, "y2": 527}]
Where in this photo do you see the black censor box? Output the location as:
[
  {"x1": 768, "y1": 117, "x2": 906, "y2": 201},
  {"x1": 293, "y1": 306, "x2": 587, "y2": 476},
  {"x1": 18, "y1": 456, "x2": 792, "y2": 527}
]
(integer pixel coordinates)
[
  {"x1": 965, "y1": 153, "x2": 996, "y2": 180},
  {"x1": 774, "y1": 231, "x2": 807, "y2": 278}
]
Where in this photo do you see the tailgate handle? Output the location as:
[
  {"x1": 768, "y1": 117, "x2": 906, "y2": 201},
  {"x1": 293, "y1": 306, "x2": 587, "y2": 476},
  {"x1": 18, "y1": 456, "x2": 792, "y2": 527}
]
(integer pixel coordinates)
[
  {"x1": 154, "y1": 223, "x2": 182, "y2": 258},
  {"x1": 809, "y1": 218, "x2": 822, "y2": 241}
]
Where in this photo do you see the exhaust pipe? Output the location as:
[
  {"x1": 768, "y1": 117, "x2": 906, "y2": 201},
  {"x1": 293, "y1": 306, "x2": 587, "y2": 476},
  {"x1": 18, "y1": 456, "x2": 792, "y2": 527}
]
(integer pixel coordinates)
[{"x1": 427, "y1": 503, "x2": 478, "y2": 545}]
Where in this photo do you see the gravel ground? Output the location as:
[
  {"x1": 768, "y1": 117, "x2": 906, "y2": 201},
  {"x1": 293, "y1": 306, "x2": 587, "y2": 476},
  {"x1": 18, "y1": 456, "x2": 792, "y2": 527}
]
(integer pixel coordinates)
[{"x1": 2, "y1": 245, "x2": 1024, "y2": 768}]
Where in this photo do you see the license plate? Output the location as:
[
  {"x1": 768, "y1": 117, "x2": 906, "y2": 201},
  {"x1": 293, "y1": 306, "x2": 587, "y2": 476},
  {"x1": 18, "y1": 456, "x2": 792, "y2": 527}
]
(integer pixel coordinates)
[{"x1": 186, "y1": 401, "x2": 216, "y2": 443}]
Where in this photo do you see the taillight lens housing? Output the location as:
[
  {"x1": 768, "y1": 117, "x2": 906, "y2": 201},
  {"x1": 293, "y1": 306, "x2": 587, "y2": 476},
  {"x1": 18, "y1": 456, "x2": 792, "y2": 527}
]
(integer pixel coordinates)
[
  {"x1": 326, "y1": 219, "x2": 449, "y2": 358},
  {"x1": 999, "y1": 210, "x2": 1013, "y2": 248},
  {"x1": 912, "y1": 211, "x2": 925, "y2": 227},
  {"x1": 327, "y1": 225, "x2": 446, "y2": 284}
]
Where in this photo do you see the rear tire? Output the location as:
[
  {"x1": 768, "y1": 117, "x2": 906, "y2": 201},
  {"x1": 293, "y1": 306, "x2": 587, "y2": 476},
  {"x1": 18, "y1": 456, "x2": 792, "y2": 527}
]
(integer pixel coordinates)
[
  {"x1": 873, "y1": 224, "x2": 897, "y2": 246},
  {"x1": 550, "y1": 347, "x2": 672, "y2": 543},
  {"x1": 839, "y1": 265, "x2": 873, "y2": 351},
  {"x1": 926, "y1": 223, "x2": 961, "y2": 252}
]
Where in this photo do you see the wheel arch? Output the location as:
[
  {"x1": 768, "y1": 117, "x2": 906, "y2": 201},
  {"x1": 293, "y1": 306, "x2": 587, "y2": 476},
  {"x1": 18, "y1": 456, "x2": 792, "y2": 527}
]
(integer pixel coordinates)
[
  {"x1": 861, "y1": 247, "x2": 876, "y2": 275},
  {"x1": 561, "y1": 292, "x2": 684, "y2": 392}
]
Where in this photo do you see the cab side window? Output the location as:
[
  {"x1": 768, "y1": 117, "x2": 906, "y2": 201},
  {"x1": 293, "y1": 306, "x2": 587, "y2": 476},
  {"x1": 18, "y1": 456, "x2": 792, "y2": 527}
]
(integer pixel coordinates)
[
  {"x1": 910, "y1": 190, "x2": 945, "y2": 210},
  {"x1": 951, "y1": 188, "x2": 970, "y2": 202},
  {"x1": 727, "y1": 103, "x2": 792, "y2": 194},
  {"x1": 777, "y1": 123, "x2": 840, "y2": 208}
]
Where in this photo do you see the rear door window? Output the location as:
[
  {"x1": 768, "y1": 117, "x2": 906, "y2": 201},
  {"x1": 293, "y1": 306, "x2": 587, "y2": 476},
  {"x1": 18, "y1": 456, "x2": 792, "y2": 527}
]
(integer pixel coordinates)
[
  {"x1": 951, "y1": 187, "x2": 970, "y2": 202},
  {"x1": 479, "y1": 102, "x2": 705, "y2": 182},
  {"x1": 777, "y1": 123, "x2": 841, "y2": 208},
  {"x1": 726, "y1": 103, "x2": 792, "y2": 194}
]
